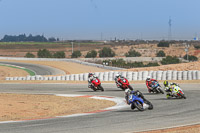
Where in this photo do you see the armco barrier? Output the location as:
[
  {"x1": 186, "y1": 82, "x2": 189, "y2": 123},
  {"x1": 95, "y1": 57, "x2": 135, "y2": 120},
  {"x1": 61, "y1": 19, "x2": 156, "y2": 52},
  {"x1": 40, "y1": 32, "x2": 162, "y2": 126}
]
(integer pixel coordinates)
[
  {"x1": 183, "y1": 71, "x2": 188, "y2": 80},
  {"x1": 5, "y1": 70, "x2": 200, "y2": 81},
  {"x1": 177, "y1": 71, "x2": 183, "y2": 80},
  {"x1": 156, "y1": 71, "x2": 162, "y2": 80},
  {"x1": 197, "y1": 71, "x2": 200, "y2": 80},
  {"x1": 142, "y1": 71, "x2": 148, "y2": 80}
]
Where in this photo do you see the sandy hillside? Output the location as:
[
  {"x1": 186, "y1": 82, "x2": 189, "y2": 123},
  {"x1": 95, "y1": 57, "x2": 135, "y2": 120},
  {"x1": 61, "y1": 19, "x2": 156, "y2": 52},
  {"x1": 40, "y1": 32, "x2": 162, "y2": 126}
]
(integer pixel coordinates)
[
  {"x1": 0, "y1": 93, "x2": 115, "y2": 121},
  {"x1": 0, "y1": 66, "x2": 29, "y2": 79},
  {"x1": 0, "y1": 60, "x2": 108, "y2": 75}
]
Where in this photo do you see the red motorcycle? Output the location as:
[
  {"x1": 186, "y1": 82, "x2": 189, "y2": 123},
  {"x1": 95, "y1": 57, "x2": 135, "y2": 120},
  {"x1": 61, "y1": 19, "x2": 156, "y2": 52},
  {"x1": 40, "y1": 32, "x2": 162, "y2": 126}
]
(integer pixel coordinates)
[
  {"x1": 117, "y1": 78, "x2": 133, "y2": 91},
  {"x1": 91, "y1": 78, "x2": 104, "y2": 91}
]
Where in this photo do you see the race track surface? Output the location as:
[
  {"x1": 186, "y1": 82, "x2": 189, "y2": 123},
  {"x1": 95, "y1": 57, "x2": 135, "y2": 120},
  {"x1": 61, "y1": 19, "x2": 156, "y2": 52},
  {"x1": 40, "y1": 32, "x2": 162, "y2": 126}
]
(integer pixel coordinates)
[
  {"x1": 0, "y1": 83, "x2": 199, "y2": 133},
  {"x1": 0, "y1": 61, "x2": 66, "y2": 75}
]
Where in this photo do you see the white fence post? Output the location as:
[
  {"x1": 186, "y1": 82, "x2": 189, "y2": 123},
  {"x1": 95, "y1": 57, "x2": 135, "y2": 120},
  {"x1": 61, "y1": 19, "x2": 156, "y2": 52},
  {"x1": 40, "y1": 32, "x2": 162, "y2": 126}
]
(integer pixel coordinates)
[
  {"x1": 138, "y1": 71, "x2": 143, "y2": 80},
  {"x1": 127, "y1": 72, "x2": 133, "y2": 81},
  {"x1": 172, "y1": 71, "x2": 177, "y2": 80},
  {"x1": 167, "y1": 71, "x2": 172, "y2": 80},
  {"x1": 133, "y1": 72, "x2": 138, "y2": 81},
  {"x1": 177, "y1": 71, "x2": 183, "y2": 80}
]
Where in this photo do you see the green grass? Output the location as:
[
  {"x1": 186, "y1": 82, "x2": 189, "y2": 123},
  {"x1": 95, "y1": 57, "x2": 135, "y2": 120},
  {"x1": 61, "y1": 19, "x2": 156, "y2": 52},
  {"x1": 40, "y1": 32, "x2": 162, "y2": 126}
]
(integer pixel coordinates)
[{"x1": 0, "y1": 64, "x2": 35, "y2": 76}]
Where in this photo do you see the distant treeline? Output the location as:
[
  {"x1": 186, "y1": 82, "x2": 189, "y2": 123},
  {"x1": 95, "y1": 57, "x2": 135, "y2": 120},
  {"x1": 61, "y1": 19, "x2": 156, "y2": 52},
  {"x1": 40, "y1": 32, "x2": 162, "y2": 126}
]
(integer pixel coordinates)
[{"x1": 0, "y1": 34, "x2": 59, "y2": 42}]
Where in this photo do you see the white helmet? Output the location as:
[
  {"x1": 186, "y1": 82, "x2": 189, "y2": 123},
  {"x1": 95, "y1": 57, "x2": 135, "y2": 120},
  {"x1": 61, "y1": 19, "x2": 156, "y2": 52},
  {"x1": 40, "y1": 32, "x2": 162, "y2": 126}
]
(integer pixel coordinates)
[
  {"x1": 146, "y1": 76, "x2": 151, "y2": 81},
  {"x1": 125, "y1": 88, "x2": 131, "y2": 95},
  {"x1": 115, "y1": 73, "x2": 120, "y2": 78}
]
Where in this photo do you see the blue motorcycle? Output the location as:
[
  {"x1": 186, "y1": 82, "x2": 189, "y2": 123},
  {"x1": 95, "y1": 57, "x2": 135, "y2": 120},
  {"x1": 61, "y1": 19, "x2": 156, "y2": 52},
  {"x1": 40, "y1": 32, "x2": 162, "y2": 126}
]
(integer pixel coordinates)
[
  {"x1": 150, "y1": 81, "x2": 164, "y2": 94},
  {"x1": 128, "y1": 91, "x2": 153, "y2": 111}
]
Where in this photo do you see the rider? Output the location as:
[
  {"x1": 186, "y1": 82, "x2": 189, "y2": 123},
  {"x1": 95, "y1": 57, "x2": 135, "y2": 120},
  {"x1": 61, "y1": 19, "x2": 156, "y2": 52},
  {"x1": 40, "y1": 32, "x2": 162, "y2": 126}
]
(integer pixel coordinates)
[
  {"x1": 125, "y1": 89, "x2": 148, "y2": 109},
  {"x1": 163, "y1": 80, "x2": 179, "y2": 98},
  {"x1": 146, "y1": 76, "x2": 158, "y2": 93},
  {"x1": 88, "y1": 72, "x2": 96, "y2": 88},
  {"x1": 114, "y1": 74, "x2": 124, "y2": 88}
]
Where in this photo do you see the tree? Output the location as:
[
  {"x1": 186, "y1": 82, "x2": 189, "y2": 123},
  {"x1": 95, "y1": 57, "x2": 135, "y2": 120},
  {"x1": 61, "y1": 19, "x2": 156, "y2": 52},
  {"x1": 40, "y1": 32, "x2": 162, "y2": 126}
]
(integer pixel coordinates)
[
  {"x1": 125, "y1": 49, "x2": 141, "y2": 57},
  {"x1": 37, "y1": 49, "x2": 52, "y2": 58},
  {"x1": 161, "y1": 56, "x2": 181, "y2": 65},
  {"x1": 24, "y1": 52, "x2": 35, "y2": 58},
  {"x1": 99, "y1": 47, "x2": 115, "y2": 57},
  {"x1": 157, "y1": 42, "x2": 170, "y2": 47},
  {"x1": 53, "y1": 51, "x2": 65, "y2": 58},
  {"x1": 71, "y1": 50, "x2": 82, "y2": 58},
  {"x1": 183, "y1": 55, "x2": 198, "y2": 61},
  {"x1": 156, "y1": 50, "x2": 166, "y2": 57},
  {"x1": 85, "y1": 50, "x2": 97, "y2": 58}
]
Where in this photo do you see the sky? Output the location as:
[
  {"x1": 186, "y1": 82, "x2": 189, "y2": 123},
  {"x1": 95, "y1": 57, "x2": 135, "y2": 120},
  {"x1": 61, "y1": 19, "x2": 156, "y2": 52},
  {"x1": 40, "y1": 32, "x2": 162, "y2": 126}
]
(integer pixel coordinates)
[{"x1": 0, "y1": 0, "x2": 199, "y2": 40}]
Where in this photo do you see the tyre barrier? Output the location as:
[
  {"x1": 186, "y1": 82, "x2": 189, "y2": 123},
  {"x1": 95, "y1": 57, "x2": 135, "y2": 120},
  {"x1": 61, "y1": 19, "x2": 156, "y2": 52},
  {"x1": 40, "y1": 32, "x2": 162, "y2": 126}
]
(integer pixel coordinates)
[{"x1": 6, "y1": 70, "x2": 200, "y2": 81}]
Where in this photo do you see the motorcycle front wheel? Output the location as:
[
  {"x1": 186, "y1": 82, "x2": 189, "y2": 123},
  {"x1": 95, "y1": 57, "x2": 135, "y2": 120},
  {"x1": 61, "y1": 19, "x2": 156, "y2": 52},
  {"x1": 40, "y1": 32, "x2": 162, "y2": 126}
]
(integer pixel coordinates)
[
  {"x1": 98, "y1": 85, "x2": 104, "y2": 91},
  {"x1": 143, "y1": 99, "x2": 153, "y2": 110},
  {"x1": 133, "y1": 100, "x2": 144, "y2": 111}
]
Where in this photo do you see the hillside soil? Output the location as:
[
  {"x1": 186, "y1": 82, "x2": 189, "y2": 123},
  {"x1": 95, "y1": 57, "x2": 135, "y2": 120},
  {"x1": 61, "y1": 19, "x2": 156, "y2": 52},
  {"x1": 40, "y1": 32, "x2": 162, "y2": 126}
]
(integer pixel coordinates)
[
  {"x1": 0, "y1": 66, "x2": 29, "y2": 80},
  {"x1": 0, "y1": 93, "x2": 115, "y2": 121}
]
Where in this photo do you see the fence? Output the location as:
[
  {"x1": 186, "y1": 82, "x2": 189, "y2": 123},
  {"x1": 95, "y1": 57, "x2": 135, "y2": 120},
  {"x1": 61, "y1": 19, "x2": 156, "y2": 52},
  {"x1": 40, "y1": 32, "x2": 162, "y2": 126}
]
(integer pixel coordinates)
[{"x1": 6, "y1": 70, "x2": 200, "y2": 81}]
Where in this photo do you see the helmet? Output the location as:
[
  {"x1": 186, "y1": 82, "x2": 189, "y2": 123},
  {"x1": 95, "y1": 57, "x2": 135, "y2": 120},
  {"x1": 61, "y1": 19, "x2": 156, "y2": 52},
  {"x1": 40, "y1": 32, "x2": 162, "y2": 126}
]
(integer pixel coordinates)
[
  {"x1": 125, "y1": 89, "x2": 131, "y2": 95},
  {"x1": 115, "y1": 73, "x2": 120, "y2": 78},
  {"x1": 146, "y1": 76, "x2": 151, "y2": 81},
  {"x1": 88, "y1": 73, "x2": 93, "y2": 77},
  {"x1": 93, "y1": 75, "x2": 97, "y2": 78},
  {"x1": 164, "y1": 80, "x2": 168, "y2": 87}
]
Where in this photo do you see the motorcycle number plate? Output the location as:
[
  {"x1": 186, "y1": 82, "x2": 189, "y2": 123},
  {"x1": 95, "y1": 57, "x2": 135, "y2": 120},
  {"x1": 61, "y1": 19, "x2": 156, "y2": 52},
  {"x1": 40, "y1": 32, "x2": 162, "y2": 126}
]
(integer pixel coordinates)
[{"x1": 123, "y1": 79, "x2": 126, "y2": 83}]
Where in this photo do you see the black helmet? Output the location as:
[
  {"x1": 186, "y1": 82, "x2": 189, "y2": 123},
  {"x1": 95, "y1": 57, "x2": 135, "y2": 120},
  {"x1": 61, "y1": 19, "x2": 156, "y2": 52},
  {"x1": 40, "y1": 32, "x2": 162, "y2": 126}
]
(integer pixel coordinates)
[{"x1": 88, "y1": 73, "x2": 93, "y2": 77}]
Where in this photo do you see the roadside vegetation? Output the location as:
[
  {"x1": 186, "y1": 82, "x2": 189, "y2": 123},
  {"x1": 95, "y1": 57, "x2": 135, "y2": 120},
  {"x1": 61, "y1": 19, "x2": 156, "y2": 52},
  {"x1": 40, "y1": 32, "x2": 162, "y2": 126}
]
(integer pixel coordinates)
[
  {"x1": 102, "y1": 59, "x2": 159, "y2": 68},
  {"x1": 125, "y1": 49, "x2": 141, "y2": 57}
]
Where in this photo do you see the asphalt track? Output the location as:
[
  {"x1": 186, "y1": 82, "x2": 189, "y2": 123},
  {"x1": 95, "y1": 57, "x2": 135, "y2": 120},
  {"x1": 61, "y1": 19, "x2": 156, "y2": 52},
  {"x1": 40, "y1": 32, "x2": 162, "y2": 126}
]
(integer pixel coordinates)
[
  {"x1": 0, "y1": 83, "x2": 199, "y2": 133},
  {"x1": 0, "y1": 61, "x2": 66, "y2": 75}
]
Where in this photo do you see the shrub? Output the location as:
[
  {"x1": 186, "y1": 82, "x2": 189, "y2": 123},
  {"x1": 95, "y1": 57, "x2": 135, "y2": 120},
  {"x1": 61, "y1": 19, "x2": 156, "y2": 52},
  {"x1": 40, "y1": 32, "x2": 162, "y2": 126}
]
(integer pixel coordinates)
[
  {"x1": 156, "y1": 50, "x2": 166, "y2": 57},
  {"x1": 71, "y1": 50, "x2": 82, "y2": 58},
  {"x1": 99, "y1": 47, "x2": 115, "y2": 57},
  {"x1": 37, "y1": 49, "x2": 52, "y2": 58},
  {"x1": 183, "y1": 55, "x2": 198, "y2": 61},
  {"x1": 157, "y1": 42, "x2": 170, "y2": 47},
  {"x1": 85, "y1": 50, "x2": 97, "y2": 58},
  {"x1": 53, "y1": 51, "x2": 65, "y2": 58},
  {"x1": 161, "y1": 56, "x2": 181, "y2": 65},
  {"x1": 25, "y1": 52, "x2": 35, "y2": 58},
  {"x1": 125, "y1": 49, "x2": 141, "y2": 57}
]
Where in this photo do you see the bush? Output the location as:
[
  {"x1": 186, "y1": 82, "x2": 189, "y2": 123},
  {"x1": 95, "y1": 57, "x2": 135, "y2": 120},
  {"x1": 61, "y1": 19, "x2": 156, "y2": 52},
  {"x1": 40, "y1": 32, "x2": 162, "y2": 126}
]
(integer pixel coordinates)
[
  {"x1": 157, "y1": 42, "x2": 170, "y2": 47},
  {"x1": 53, "y1": 51, "x2": 65, "y2": 58},
  {"x1": 105, "y1": 59, "x2": 160, "y2": 68},
  {"x1": 37, "y1": 49, "x2": 52, "y2": 58},
  {"x1": 125, "y1": 49, "x2": 141, "y2": 57},
  {"x1": 85, "y1": 50, "x2": 97, "y2": 58},
  {"x1": 71, "y1": 50, "x2": 82, "y2": 58},
  {"x1": 161, "y1": 56, "x2": 181, "y2": 65},
  {"x1": 99, "y1": 47, "x2": 115, "y2": 57},
  {"x1": 183, "y1": 55, "x2": 198, "y2": 61},
  {"x1": 25, "y1": 52, "x2": 35, "y2": 58},
  {"x1": 156, "y1": 50, "x2": 166, "y2": 57},
  {"x1": 194, "y1": 45, "x2": 200, "y2": 49}
]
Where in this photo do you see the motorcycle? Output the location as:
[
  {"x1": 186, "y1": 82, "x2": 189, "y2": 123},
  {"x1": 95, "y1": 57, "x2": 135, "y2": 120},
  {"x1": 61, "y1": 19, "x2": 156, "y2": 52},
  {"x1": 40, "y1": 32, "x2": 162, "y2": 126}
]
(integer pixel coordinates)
[
  {"x1": 150, "y1": 81, "x2": 164, "y2": 94},
  {"x1": 91, "y1": 77, "x2": 104, "y2": 91},
  {"x1": 117, "y1": 78, "x2": 133, "y2": 91},
  {"x1": 169, "y1": 85, "x2": 186, "y2": 99},
  {"x1": 128, "y1": 91, "x2": 153, "y2": 111}
]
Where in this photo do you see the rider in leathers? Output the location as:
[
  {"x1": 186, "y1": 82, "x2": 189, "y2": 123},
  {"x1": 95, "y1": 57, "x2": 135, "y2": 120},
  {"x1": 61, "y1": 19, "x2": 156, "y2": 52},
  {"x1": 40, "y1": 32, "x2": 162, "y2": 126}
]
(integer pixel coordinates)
[
  {"x1": 163, "y1": 80, "x2": 179, "y2": 98},
  {"x1": 146, "y1": 76, "x2": 158, "y2": 93},
  {"x1": 88, "y1": 73, "x2": 96, "y2": 88}
]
